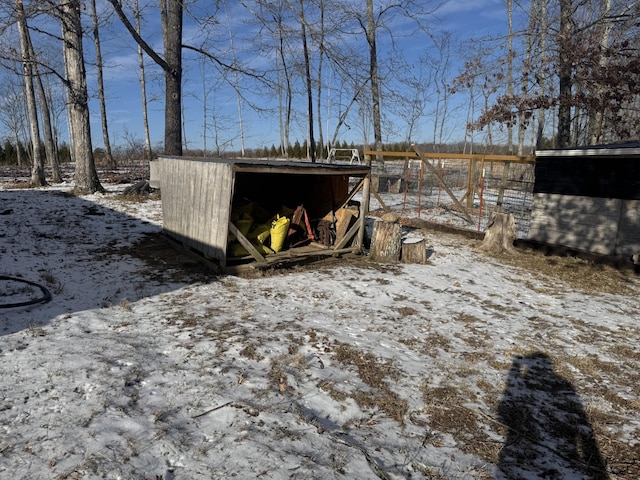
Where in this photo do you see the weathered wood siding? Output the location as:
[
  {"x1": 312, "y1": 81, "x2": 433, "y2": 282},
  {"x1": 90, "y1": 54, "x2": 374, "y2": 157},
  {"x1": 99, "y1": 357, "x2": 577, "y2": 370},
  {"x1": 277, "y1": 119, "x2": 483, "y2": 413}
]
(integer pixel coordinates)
[
  {"x1": 149, "y1": 160, "x2": 161, "y2": 189},
  {"x1": 618, "y1": 200, "x2": 640, "y2": 255},
  {"x1": 529, "y1": 151, "x2": 640, "y2": 258},
  {"x1": 156, "y1": 157, "x2": 233, "y2": 266},
  {"x1": 528, "y1": 194, "x2": 621, "y2": 255}
]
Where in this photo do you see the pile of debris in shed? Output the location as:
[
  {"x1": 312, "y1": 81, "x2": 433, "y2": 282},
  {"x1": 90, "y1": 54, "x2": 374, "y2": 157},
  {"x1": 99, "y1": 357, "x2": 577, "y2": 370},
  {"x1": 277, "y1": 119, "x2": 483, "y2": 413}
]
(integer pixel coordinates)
[{"x1": 227, "y1": 198, "x2": 360, "y2": 259}]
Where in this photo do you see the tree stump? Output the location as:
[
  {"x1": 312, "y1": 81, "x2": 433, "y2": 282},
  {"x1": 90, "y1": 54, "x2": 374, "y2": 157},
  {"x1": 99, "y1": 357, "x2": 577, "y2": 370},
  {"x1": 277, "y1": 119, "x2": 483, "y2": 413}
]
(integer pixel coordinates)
[
  {"x1": 477, "y1": 212, "x2": 517, "y2": 254},
  {"x1": 401, "y1": 238, "x2": 427, "y2": 264},
  {"x1": 369, "y1": 219, "x2": 402, "y2": 262}
]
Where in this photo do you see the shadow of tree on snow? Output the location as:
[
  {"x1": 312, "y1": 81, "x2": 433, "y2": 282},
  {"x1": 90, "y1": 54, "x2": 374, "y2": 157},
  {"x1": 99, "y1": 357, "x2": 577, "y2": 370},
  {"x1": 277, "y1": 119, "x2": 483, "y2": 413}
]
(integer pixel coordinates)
[{"x1": 0, "y1": 189, "x2": 216, "y2": 336}]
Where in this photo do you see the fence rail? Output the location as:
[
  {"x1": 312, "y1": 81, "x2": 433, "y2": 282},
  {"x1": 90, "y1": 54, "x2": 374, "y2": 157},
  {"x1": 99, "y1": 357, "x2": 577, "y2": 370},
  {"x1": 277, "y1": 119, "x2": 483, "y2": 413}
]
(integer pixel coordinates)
[{"x1": 363, "y1": 150, "x2": 536, "y2": 239}]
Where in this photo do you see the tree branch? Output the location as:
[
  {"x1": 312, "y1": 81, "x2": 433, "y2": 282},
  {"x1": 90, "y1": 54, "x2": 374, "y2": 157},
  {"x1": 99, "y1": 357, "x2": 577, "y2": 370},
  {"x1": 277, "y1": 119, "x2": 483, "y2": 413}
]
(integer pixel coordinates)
[{"x1": 104, "y1": 0, "x2": 171, "y2": 73}]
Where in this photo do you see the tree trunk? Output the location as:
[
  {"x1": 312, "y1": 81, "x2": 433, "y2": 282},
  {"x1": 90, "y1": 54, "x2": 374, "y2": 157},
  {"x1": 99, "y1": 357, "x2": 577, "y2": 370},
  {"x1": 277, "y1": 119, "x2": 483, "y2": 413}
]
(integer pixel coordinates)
[
  {"x1": 315, "y1": 0, "x2": 325, "y2": 160},
  {"x1": 13, "y1": 131, "x2": 24, "y2": 167},
  {"x1": 134, "y1": 0, "x2": 152, "y2": 161},
  {"x1": 278, "y1": 20, "x2": 292, "y2": 157},
  {"x1": 589, "y1": 0, "x2": 613, "y2": 145},
  {"x1": 35, "y1": 73, "x2": 62, "y2": 183},
  {"x1": 518, "y1": 3, "x2": 535, "y2": 155},
  {"x1": 90, "y1": 0, "x2": 116, "y2": 169},
  {"x1": 161, "y1": 0, "x2": 183, "y2": 156},
  {"x1": 26, "y1": 33, "x2": 62, "y2": 183},
  {"x1": 366, "y1": 0, "x2": 383, "y2": 170},
  {"x1": 506, "y1": 0, "x2": 514, "y2": 154},
  {"x1": 16, "y1": 0, "x2": 46, "y2": 187},
  {"x1": 369, "y1": 219, "x2": 402, "y2": 263},
  {"x1": 225, "y1": 6, "x2": 245, "y2": 157},
  {"x1": 61, "y1": 0, "x2": 103, "y2": 194},
  {"x1": 536, "y1": 0, "x2": 548, "y2": 149},
  {"x1": 477, "y1": 213, "x2": 517, "y2": 254},
  {"x1": 299, "y1": 0, "x2": 315, "y2": 162},
  {"x1": 557, "y1": 0, "x2": 573, "y2": 148}
]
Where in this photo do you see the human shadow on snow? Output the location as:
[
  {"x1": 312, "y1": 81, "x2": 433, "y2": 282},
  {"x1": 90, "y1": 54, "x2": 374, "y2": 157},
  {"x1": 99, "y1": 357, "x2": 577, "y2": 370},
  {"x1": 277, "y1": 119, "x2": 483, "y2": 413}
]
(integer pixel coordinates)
[
  {"x1": 496, "y1": 352, "x2": 608, "y2": 480},
  {"x1": 0, "y1": 189, "x2": 216, "y2": 336}
]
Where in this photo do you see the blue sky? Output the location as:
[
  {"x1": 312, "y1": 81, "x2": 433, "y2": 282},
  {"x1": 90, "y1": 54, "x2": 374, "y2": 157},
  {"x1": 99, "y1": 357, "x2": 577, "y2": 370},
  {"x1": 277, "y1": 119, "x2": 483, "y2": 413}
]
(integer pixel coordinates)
[{"x1": 3, "y1": 0, "x2": 515, "y2": 154}]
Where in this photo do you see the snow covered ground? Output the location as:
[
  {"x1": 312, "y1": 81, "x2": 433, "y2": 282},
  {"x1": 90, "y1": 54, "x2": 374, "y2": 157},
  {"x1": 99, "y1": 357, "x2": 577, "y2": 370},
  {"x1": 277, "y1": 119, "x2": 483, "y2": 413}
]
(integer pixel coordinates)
[{"x1": 1, "y1": 175, "x2": 639, "y2": 479}]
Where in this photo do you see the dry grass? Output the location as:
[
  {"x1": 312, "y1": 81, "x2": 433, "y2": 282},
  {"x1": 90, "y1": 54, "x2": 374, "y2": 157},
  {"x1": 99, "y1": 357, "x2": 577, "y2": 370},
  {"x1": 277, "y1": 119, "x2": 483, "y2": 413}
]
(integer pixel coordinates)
[
  {"x1": 495, "y1": 246, "x2": 639, "y2": 295},
  {"x1": 1, "y1": 180, "x2": 32, "y2": 189},
  {"x1": 331, "y1": 341, "x2": 408, "y2": 423}
]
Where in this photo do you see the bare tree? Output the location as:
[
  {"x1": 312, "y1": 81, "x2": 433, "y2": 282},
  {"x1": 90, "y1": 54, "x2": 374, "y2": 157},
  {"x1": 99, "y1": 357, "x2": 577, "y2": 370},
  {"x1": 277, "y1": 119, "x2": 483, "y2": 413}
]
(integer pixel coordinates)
[
  {"x1": 430, "y1": 32, "x2": 456, "y2": 151},
  {"x1": 134, "y1": 0, "x2": 152, "y2": 160},
  {"x1": 160, "y1": 0, "x2": 182, "y2": 155},
  {"x1": 536, "y1": 0, "x2": 549, "y2": 149},
  {"x1": 467, "y1": 0, "x2": 640, "y2": 148},
  {"x1": 89, "y1": 0, "x2": 115, "y2": 168},
  {"x1": 0, "y1": 76, "x2": 27, "y2": 167},
  {"x1": 557, "y1": 0, "x2": 572, "y2": 148},
  {"x1": 107, "y1": 0, "x2": 183, "y2": 155},
  {"x1": 506, "y1": 0, "x2": 514, "y2": 153},
  {"x1": 224, "y1": 5, "x2": 246, "y2": 157},
  {"x1": 298, "y1": 0, "x2": 315, "y2": 161},
  {"x1": 29, "y1": 38, "x2": 62, "y2": 182},
  {"x1": 16, "y1": 0, "x2": 45, "y2": 186},
  {"x1": 270, "y1": 2, "x2": 294, "y2": 156},
  {"x1": 365, "y1": 0, "x2": 382, "y2": 158},
  {"x1": 338, "y1": 0, "x2": 434, "y2": 162},
  {"x1": 314, "y1": 0, "x2": 326, "y2": 160},
  {"x1": 61, "y1": 0, "x2": 103, "y2": 193}
]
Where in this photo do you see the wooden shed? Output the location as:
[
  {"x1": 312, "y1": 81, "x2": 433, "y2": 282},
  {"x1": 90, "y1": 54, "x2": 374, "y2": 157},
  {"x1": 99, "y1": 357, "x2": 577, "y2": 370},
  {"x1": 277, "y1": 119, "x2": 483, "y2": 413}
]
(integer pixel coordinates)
[
  {"x1": 150, "y1": 156, "x2": 371, "y2": 272},
  {"x1": 528, "y1": 143, "x2": 640, "y2": 260}
]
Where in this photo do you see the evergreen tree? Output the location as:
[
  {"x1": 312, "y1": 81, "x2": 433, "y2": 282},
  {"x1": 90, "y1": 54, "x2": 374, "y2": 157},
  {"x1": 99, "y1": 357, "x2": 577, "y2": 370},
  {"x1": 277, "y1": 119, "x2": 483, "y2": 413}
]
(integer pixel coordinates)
[
  {"x1": 3, "y1": 141, "x2": 16, "y2": 165},
  {"x1": 292, "y1": 140, "x2": 302, "y2": 158}
]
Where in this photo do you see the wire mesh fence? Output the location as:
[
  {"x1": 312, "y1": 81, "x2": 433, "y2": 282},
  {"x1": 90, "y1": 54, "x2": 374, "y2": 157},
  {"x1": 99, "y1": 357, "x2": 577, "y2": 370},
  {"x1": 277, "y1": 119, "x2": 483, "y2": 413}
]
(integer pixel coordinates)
[{"x1": 367, "y1": 154, "x2": 536, "y2": 239}]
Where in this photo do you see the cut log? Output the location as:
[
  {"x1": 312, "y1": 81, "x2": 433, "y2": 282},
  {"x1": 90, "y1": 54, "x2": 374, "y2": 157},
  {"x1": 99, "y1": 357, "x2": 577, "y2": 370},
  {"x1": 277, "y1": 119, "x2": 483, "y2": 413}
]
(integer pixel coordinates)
[
  {"x1": 477, "y1": 212, "x2": 517, "y2": 254},
  {"x1": 401, "y1": 238, "x2": 427, "y2": 264},
  {"x1": 369, "y1": 219, "x2": 402, "y2": 262},
  {"x1": 123, "y1": 180, "x2": 153, "y2": 196}
]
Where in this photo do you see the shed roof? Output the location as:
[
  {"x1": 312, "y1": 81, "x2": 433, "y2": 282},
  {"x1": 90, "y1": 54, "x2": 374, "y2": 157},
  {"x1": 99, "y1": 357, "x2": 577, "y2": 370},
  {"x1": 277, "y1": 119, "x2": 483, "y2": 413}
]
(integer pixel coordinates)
[
  {"x1": 157, "y1": 156, "x2": 371, "y2": 175},
  {"x1": 536, "y1": 141, "x2": 640, "y2": 157}
]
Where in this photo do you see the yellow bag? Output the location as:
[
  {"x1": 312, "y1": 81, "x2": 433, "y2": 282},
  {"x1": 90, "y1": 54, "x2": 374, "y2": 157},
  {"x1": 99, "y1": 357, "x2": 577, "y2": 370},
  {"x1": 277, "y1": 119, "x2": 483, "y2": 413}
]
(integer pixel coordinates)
[
  {"x1": 250, "y1": 224, "x2": 274, "y2": 254},
  {"x1": 270, "y1": 215, "x2": 291, "y2": 253},
  {"x1": 229, "y1": 240, "x2": 273, "y2": 257},
  {"x1": 229, "y1": 213, "x2": 253, "y2": 243}
]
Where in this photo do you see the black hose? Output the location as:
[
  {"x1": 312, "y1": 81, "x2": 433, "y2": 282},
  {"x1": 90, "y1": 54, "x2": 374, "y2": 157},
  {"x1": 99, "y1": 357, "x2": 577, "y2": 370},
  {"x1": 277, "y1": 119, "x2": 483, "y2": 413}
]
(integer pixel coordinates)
[{"x1": 0, "y1": 275, "x2": 52, "y2": 309}]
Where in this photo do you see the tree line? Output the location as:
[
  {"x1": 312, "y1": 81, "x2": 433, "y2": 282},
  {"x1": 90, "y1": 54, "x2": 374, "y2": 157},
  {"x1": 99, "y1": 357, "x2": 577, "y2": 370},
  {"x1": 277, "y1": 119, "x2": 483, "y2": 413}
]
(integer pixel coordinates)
[{"x1": 1, "y1": 1, "x2": 639, "y2": 193}]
